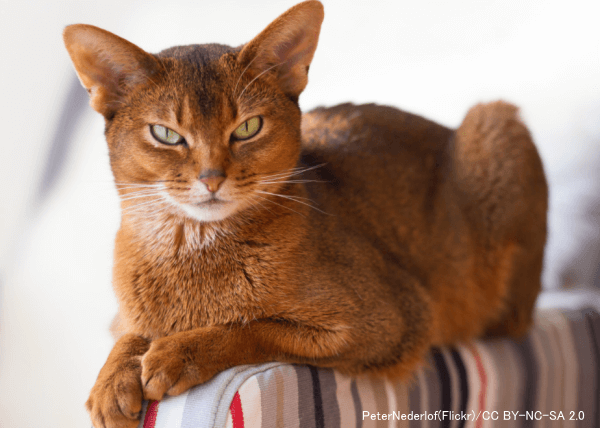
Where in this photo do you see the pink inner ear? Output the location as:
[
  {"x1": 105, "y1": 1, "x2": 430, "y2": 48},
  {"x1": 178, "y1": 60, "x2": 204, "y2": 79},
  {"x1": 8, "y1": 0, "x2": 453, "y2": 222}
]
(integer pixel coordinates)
[
  {"x1": 238, "y1": 2, "x2": 323, "y2": 98},
  {"x1": 273, "y1": 29, "x2": 307, "y2": 62}
]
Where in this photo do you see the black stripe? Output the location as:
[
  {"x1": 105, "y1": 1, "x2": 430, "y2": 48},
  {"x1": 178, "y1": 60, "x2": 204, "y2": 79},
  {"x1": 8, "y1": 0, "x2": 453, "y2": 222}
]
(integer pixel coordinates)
[
  {"x1": 350, "y1": 379, "x2": 363, "y2": 428},
  {"x1": 451, "y1": 349, "x2": 469, "y2": 428},
  {"x1": 432, "y1": 348, "x2": 451, "y2": 428},
  {"x1": 318, "y1": 369, "x2": 341, "y2": 428},
  {"x1": 516, "y1": 335, "x2": 537, "y2": 428},
  {"x1": 566, "y1": 310, "x2": 595, "y2": 428},
  {"x1": 295, "y1": 365, "x2": 316, "y2": 428},
  {"x1": 408, "y1": 378, "x2": 421, "y2": 428},
  {"x1": 584, "y1": 309, "x2": 600, "y2": 428},
  {"x1": 309, "y1": 366, "x2": 325, "y2": 428}
]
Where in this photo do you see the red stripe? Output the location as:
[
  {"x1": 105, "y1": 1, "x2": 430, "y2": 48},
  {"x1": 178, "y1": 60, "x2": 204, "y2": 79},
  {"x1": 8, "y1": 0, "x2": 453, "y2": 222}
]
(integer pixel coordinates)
[
  {"x1": 143, "y1": 400, "x2": 159, "y2": 428},
  {"x1": 470, "y1": 345, "x2": 487, "y2": 428},
  {"x1": 230, "y1": 391, "x2": 245, "y2": 428}
]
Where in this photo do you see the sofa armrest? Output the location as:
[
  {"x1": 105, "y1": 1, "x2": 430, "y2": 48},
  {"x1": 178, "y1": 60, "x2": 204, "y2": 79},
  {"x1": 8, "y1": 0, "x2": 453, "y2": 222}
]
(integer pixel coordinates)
[{"x1": 134, "y1": 308, "x2": 600, "y2": 428}]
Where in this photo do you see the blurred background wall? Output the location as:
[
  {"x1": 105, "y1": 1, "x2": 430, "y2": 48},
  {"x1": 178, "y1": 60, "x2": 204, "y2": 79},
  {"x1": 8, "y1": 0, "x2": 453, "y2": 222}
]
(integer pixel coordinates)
[{"x1": 1, "y1": 0, "x2": 599, "y2": 426}]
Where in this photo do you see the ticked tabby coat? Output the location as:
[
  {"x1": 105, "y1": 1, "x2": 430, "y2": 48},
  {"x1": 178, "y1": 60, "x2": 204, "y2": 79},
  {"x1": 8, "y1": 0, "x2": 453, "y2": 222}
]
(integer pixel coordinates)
[{"x1": 63, "y1": 1, "x2": 547, "y2": 427}]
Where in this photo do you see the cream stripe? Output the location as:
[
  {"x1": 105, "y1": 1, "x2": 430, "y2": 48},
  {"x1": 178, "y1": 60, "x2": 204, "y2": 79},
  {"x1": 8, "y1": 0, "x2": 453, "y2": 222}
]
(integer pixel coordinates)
[
  {"x1": 415, "y1": 366, "x2": 430, "y2": 428},
  {"x1": 500, "y1": 342, "x2": 524, "y2": 423},
  {"x1": 537, "y1": 313, "x2": 562, "y2": 428},
  {"x1": 457, "y1": 344, "x2": 480, "y2": 428},
  {"x1": 485, "y1": 343, "x2": 506, "y2": 423},
  {"x1": 278, "y1": 366, "x2": 301, "y2": 428},
  {"x1": 544, "y1": 314, "x2": 564, "y2": 428},
  {"x1": 530, "y1": 324, "x2": 549, "y2": 428},
  {"x1": 384, "y1": 378, "x2": 398, "y2": 428},
  {"x1": 224, "y1": 410, "x2": 234, "y2": 428},
  {"x1": 393, "y1": 378, "x2": 409, "y2": 428},
  {"x1": 334, "y1": 370, "x2": 356, "y2": 428},
  {"x1": 238, "y1": 376, "x2": 262, "y2": 427},
  {"x1": 153, "y1": 390, "x2": 189, "y2": 428},
  {"x1": 554, "y1": 312, "x2": 579, "y2": 428},
  {"x1": 274, "y1": 369, "x2": 284, "y2": 428},
  {"x1": 371, "y1": 376, "x2": 389, "y2": 427},
  {"x1": 542, "y1": 311, "x2": 576, "y2": 428},
  {"x1": 357, "y1": 375, "x2": 378, "y2": 428}
]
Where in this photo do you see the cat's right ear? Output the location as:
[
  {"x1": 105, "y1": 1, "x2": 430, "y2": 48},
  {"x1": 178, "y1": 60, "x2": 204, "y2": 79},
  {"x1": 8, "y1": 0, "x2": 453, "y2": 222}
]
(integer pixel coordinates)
[
  {"x1": 63, "y1": 25, "x2": 160, "y2": 118},
  {"x1": 238, "y1": 0, "x2": 324, "y2": 100}
]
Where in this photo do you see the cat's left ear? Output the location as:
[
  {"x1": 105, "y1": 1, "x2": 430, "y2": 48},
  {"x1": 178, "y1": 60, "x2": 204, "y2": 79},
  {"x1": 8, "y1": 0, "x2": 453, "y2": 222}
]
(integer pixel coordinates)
[{"x1": 238, "y1": 0, "x2": 324, "y2": 100}]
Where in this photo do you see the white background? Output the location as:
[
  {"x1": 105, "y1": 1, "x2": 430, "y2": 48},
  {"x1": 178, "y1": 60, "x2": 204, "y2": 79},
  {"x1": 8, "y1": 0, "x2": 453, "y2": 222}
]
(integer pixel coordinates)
[{"x1": 1, "y1": 0, "x2": 599, "y2": 427}]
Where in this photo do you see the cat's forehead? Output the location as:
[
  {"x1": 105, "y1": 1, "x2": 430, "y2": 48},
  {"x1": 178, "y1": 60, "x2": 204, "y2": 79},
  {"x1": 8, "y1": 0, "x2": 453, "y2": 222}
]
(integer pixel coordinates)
[
  {"x1": 148, "y1": 43, "x2": 242, "y2": 125},
  {"x1": 156, "y1": 43, "x2": 237, "y2": 65}
]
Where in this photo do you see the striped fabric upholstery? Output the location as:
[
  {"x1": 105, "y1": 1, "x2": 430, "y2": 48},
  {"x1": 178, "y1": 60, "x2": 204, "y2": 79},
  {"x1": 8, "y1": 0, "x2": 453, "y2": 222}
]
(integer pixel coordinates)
[{"x1": 135, "y1": 309, "x2": 600, "y2": 428}]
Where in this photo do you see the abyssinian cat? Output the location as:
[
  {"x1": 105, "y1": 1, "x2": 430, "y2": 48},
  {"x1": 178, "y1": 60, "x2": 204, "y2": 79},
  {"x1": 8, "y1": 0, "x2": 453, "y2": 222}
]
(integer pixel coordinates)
[{"x1": 63, "y1": 1, "x2": 547, "y2": 427}]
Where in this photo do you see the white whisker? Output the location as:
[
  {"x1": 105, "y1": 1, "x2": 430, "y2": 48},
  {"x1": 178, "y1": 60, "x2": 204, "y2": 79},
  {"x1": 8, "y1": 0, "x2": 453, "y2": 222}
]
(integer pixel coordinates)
[
  {"x1": 122, "y1": 197, "x2": 167, "y2": 214},
  {"x1": 258, "y1": 190, "x2": 312, "y2": 203},
  {"x1": 257, "y1": 179, "x2": 325, "y2": 185},
  {"x1": 257, "y1": 167, "x2": 307, "y2": 179},
  {"x1": 256, "y1": 164, "x2": 327, "y2": 182},
  {"x1": 238, "y1": 60, "x2": 287, "y2": 102},
  {"x1": 255, "y1": 195, "x2": 306, "y2": 218},
  {"x1": 119, "y1": 192, "x2": 165, "y2": 202},
  {"x1": 234, "y1": 55, "x2": 258, "y2": 97},
  {"x1": 257, "y1": 190, "x2": 332, "y2": 216}
]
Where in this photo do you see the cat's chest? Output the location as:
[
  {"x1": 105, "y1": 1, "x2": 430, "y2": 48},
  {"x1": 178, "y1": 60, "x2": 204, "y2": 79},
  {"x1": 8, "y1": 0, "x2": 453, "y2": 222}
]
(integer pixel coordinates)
[{"x1": 114, "y1": 229, "x2": 275, "y2": 339}]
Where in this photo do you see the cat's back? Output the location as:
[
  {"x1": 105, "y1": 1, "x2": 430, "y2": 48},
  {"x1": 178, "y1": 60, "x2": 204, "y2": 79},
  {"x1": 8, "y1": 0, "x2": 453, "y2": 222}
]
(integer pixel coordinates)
[
  {"x1": 301, "y1": 102, "x2": 453, "y2": 159},
  {"x1": 299, "y1": 103, "x2": 455, "y2": 220},
  {"x1": 301, "y1": 103, "x2": 453, "y2": 188}
]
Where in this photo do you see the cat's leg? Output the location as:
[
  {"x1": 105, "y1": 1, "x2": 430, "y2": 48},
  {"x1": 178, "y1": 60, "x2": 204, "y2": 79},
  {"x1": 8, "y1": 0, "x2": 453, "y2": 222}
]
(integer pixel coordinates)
[
  {"x1": 141, "y1": 275, "x2": 433, "y2": 400},
  {"x1": 86, "y1": 335, "x2": 150, "y2": 428},
  {"x1": 140, "y1": 321, "x2": 424, "y2": 400},
  {"x1": 142, "y1": 280, "x2": 433, "y2": 400}
]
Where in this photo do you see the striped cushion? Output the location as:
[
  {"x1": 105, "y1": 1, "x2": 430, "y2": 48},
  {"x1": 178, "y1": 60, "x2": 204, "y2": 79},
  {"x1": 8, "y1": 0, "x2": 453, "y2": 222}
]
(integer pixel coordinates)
[{"x1": 136, "y1": 309, "x2": 600, "y2": 428}]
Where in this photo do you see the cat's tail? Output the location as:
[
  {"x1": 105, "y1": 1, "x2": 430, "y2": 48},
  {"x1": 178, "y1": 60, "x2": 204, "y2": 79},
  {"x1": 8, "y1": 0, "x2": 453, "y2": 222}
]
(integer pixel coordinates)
[
  {"x1": 452, "y1": 101, "x2": 548, "y2": 337},
  {"x1": 452, "y1": 100, "x2": 547, "y2": 244}
]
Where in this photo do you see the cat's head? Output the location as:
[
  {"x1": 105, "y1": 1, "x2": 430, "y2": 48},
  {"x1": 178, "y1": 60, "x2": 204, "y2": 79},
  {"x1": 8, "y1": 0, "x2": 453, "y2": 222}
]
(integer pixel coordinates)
[{"x1": 63, "y1": 1, "x2": 323, "y2": 223}]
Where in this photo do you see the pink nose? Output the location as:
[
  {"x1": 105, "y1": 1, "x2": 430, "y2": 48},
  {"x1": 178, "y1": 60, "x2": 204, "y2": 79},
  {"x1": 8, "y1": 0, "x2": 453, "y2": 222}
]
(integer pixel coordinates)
[
  {"x1": 199, "y1": 170, "x2": 226, "y2": 192},
  {"x1": 200, "y1": 176, "x2": 225, "y2": 192}
]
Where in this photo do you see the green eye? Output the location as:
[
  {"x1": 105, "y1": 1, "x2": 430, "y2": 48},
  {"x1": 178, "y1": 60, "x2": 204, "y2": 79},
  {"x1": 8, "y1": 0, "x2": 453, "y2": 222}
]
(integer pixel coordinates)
[
  {"x1": 232, "y1": 116, "x2": 262, "y2": 141},
  {"x1": 150, "y1": 125, "x2": 184, "y2": 145}
]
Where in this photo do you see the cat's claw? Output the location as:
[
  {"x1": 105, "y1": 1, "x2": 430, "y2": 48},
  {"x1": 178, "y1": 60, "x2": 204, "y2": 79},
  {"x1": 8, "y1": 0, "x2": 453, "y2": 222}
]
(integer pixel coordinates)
[
  {"x1": 86, "y1": 363, "x2": 144, "y2": 428},
  {"x1": 141, "y1": 335, "x2": 208, "y2": 401},
  {"x1": 86, "y1": 335, "x2": 149, "y2": 428}
]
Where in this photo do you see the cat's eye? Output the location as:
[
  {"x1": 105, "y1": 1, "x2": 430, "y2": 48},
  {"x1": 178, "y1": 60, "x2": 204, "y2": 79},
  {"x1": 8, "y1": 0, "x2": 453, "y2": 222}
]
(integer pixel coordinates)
[
  {"x1": 150, "y1": 125, "x2": 184, "y2": 145},
  {"x1": 232, "y1": 116, "x2": 262, "y2": 141}
]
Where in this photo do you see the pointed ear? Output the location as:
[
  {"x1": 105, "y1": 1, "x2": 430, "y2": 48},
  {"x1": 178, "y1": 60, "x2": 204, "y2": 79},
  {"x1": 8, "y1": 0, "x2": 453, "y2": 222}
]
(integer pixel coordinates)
[
  {"x1": 238, "y1": 0, "x2": 324, "y2": 100},
  {"x1": 63, "y1": 24, "x2": 160, "y2": 118}
]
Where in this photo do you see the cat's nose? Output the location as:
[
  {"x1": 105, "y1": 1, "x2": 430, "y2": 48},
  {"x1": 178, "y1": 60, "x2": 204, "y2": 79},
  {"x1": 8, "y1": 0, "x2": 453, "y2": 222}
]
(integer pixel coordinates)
[{"x1": 199, "y1": 169, "x2": 226, "y2": 193}]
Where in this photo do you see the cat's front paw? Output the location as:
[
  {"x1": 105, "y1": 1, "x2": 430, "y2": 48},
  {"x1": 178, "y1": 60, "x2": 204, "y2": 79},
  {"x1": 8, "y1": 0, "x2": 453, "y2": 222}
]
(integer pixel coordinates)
[
  {"x1": 86, "y1": 335, "x2": 149, "y2": 428},
  {"x1": 141, "y1": 333, "x2": 215, "y2": 401}
]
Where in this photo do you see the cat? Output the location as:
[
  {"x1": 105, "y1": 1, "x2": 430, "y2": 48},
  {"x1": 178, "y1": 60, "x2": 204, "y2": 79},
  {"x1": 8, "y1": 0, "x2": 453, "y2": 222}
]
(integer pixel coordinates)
[{"x1": 63, "y1": 1, "x2": 547, "y2": 427}]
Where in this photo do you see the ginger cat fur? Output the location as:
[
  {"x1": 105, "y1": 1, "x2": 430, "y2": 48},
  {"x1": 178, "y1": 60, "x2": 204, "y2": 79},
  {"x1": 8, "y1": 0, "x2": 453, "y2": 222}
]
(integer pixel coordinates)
[{"x1": 63, "y1": 1, "x2": 547, "y2": 427}]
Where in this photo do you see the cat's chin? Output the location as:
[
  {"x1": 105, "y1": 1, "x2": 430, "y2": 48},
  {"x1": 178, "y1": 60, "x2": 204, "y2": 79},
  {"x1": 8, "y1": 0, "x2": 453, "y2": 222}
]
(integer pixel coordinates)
[{"x1": 178, "y1": 200, "x2": 240, "y2": 223}]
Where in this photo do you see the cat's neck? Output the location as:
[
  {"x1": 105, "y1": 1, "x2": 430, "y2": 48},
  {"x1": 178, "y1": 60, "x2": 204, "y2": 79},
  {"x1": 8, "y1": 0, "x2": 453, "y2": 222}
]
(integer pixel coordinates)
[{"x1": 118, "y1": 182, "x2": 310, "y2": 257}]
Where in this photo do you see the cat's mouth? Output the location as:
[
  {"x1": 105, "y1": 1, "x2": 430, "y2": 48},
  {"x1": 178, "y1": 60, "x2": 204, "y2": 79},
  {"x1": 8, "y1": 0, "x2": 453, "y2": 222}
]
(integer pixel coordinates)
[
  {"x1": 162, "y1": 190, "x2": 239, "y2": 222},
  {"x1": 194, "y1": 198, "x2": 229, "y2": 208},
  {"x1": 176, "y1": 197, "x2": 238, "y2": 223}
]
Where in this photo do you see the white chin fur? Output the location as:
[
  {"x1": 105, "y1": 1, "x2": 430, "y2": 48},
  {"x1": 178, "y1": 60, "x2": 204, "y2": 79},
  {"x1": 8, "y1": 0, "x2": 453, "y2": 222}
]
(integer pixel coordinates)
[
  {"x1": 160, "y1": 189, "x2": 240, "y2": 223},
  {"x1": 179, "y1": 202, "x2": 239, "y2": 223}
]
